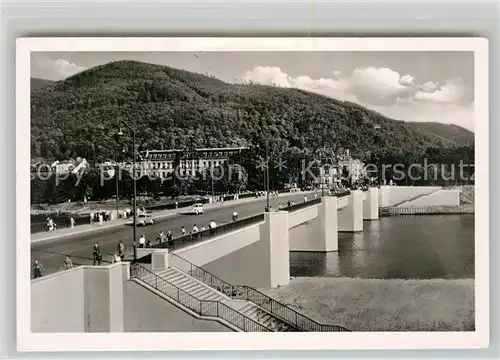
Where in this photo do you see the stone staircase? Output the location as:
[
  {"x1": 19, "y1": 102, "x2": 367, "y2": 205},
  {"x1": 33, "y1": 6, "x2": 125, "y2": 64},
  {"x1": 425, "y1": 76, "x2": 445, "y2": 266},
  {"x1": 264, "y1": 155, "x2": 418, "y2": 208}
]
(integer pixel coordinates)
[
  {"x1": 236, "y1": 303, "x2": 297, "y2": 332},
  {"x1": 139, "y1": 267, "x2": 300, "y2": 332}
]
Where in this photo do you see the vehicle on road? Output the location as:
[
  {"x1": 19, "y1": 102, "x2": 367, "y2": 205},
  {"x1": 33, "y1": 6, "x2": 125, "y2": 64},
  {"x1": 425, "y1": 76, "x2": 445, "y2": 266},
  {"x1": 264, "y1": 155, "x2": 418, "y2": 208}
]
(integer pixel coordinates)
[
  {"x1": 189, "y1": 203, "x2": 204, "y2": 215},
  {"x1": 136, "y1": 214, "x2": 155, "y2": 226}
]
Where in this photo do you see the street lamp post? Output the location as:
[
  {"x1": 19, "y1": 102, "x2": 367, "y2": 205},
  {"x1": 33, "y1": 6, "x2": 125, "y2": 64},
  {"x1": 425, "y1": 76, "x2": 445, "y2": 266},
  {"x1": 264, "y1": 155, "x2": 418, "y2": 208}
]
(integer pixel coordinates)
[
  {"x1": 117, "y1": 123, "x2": 137, "y2": 261},
  {"x1": 115, "y1": 155, "x2": 120, "y2": 218},
  {"x1": 317, "y1": 148, "x2": 326, "y2": 197},
  {"x1": 265, "y1": 144, "x2": 270, "y2": 211}
]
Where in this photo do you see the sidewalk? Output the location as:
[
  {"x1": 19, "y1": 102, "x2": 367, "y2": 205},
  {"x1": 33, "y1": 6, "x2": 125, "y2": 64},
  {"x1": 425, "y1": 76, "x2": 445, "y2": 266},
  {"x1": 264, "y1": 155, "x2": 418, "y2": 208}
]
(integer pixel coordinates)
[{"x1": 31, "y1": 190, "x2": 317, "y2": 244}]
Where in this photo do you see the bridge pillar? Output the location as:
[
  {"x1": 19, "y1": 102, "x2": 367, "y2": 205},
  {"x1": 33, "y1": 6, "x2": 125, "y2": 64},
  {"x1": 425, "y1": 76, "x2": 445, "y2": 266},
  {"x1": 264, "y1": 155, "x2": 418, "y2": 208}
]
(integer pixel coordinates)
[
  {"x1": 379, "y1": 185, "x2": 391, "y2": 207},
  {"x1": 363, "y1": 187, "x2": 379, "y2": 220},
  {"x1": 263, "y1": 211, "x2": 290, "y2": 288},
  {"x1": 289, "y1": 196, "x2": 338, "y2": 252},
  {"x1": 338, "y1": 190, "x2": 363, "y2": 232}
]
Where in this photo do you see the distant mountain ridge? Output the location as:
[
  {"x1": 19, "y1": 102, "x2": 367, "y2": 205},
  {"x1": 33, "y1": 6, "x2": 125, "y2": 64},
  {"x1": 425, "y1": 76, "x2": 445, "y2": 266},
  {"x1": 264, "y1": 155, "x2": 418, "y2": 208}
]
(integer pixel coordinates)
[
  {"x1": 31, "y1": 77, "x2": 54, "y2": 91},
  {"x1": 406, "y1": 122, "x2": 474, "y2": 147},
  {"x1": 30, "y1": 61, "x2": 473, "y2": 163}
]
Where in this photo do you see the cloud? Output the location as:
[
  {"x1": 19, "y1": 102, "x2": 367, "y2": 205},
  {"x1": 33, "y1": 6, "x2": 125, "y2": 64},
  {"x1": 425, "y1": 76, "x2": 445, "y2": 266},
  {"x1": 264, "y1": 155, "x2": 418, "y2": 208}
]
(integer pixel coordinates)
[
  {"x1": 399, "y1": 74, "x2": 415, "y2": 86},
  {"x1": 240, "y1": 65, "x2": 473, "y2": 130},
  {"x1": 413, "y1": 77, "x2": 468, "y2": 103},
  {"x1": 419, "y1": 81, "x2": 438, "y2": 93},
  {"x1": 32, "y1": 56, "x2": 87, "y2": 80}
]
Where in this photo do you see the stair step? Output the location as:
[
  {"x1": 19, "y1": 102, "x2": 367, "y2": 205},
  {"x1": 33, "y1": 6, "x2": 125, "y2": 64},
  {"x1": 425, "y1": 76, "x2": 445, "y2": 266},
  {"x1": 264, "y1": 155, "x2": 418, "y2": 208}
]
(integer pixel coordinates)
[
  {"x1": 198, "y1": 292, "x2": 221, "y2": 301},
  {"x1": 165, "y1": 272, "x2": 185, "y2": 282},
  {"x1": 145, "y1": 267, "x2": 301, "y2": 332},
  {"x1": 191, "y1": 287, "x2": 212, "y2": 299},
  {"x1": 171, "y1": 278, "x2": 193, "y2": 288},
  {"x1": 245, "y1": 307, "x2": 260, "y2": 319},
  {"x1": 183, "y1": 282, "x2": 202, "y2": 293},
  {"x1": 239, "y1": 303, "x2": 254, "y2": 314}
]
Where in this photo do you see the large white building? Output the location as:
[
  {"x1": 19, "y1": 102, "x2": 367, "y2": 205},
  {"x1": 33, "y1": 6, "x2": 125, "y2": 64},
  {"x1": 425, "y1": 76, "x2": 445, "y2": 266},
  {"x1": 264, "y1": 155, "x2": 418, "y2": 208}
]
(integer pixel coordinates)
[
  {"x1": 137, "y1": 147, "x2": 248, "y2": 179},
  {"x1": 315, "y1": 149, "x2": 366, "y2": 186}
]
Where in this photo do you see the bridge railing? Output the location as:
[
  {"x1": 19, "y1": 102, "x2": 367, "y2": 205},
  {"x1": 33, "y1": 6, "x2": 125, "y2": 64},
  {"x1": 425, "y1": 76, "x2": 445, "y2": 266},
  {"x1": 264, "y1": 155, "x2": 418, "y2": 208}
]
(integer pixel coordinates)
[
  {"x1": 283, "y1": 197, "x2": 322, "y2": 213},
  {"x1": 169, "y1": 254, "x2": 350, "y2": 332},
  {"x1": 152, "y1": 213, "x2": 266, "y2": 251},
  {"x1": 130, "y1": 262, "x2": 270, "y2": 332},
  {"x1": 282, "y1": 191, "x2": 351, "y2": 213}
]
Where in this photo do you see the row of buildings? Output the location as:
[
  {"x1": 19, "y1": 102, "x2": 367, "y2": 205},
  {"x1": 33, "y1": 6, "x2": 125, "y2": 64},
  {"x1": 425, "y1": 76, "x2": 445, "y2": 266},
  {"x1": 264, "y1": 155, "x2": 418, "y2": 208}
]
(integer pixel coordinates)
[{"x1": 31, "y1": 147, "x2": 367, "y2": 185}]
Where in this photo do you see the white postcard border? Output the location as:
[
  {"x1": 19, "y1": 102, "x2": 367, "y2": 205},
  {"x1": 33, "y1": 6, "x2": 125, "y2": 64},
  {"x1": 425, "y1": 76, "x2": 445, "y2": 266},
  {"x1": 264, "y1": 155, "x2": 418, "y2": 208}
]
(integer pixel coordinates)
[{"x1": 16, "y1": 37, "x2": 489, "y2": 351}]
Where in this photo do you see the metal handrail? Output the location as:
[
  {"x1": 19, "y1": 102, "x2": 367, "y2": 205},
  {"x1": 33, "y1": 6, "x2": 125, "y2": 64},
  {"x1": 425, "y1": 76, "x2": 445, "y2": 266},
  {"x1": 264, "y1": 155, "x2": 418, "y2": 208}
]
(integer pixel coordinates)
[
  {"x1": 282, "y1": 191, "x2": 351, "y2": 213},
  {"x1": 170, "y1": 253, "x2": 237, "y2": 297},
  {"x1": 169, "y1": 254, "x2": 350, "y2": 332},
  {"x1": 283, "y1": 197, "x2": 322, "y2": 212},
  {"x1": 130, "y1": 262, "x2": 269, "y2": 332}
]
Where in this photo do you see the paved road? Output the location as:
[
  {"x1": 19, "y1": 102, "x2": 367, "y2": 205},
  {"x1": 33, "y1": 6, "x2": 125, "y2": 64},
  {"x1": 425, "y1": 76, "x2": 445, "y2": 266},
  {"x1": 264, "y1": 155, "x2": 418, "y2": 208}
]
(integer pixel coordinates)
[{"x1": 31, "y1": 193, "x2": 316, "y2": 276}]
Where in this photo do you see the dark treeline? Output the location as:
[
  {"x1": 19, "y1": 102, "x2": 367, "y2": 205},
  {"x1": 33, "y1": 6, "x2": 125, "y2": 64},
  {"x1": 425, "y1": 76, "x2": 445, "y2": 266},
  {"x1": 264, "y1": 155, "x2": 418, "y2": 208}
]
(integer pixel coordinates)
[{"x1": 31, "y1": 145, "x2": 474, "y2": 205}]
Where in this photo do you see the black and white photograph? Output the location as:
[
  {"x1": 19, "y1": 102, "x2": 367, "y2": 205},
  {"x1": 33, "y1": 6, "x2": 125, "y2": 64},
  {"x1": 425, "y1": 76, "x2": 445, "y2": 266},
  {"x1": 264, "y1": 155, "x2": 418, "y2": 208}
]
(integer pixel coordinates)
[{"x1": 16, "y1": 37, "x2": 489, "y2": 351}]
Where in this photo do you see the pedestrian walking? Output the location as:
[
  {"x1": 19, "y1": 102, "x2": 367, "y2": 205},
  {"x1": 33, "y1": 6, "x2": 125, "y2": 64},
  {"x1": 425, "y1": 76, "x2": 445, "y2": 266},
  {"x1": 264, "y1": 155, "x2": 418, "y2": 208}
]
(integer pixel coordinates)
[
  {"x1": 209, "y1": 220, "x2": 217, "y2": 234},
  {"x1": 98, "y1": 213, "x2": 103, "y2": 226},
  {"x1": 70, "y1": 216, "x2": 75, "y2": 228},
  {"x1": 165, "y1": 230, "x2": 173, "y2": 245},
  {"x1": 117, "y1": 240, "x2": 125, "y2": 260},
  {"x1": 47, "y1": 217, "x2": 55, "y2": 232},
  {"x1": 192, "y1": 224, "x2": 198, "y2": 233},
  {"x1": 93, "y1": 243, "x2": 102, "y2": 266},
  {"x1": 33, "y1": 259, "x2": 44, "y2": 279},
  {"x1": 138, "y1": 234, "x2": 146, "y2": 248},
  {"x1": 63, "y1": 255, "x2": 73, "y2": 270},
  {"x1": 89, "y1": 212, "x2": 94, "y2": 224}
]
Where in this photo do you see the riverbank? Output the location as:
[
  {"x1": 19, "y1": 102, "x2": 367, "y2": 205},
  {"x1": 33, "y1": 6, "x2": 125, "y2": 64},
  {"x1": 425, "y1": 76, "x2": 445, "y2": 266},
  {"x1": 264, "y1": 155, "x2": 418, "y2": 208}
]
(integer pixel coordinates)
[
  {"x1": 380, "y1": 204, "x2": 474, "y2": 216},
  {"x1": 261, "y1": 277, "x2": 474, "y2": 331},
  {"x1": 30, "y1": 195, "x2": 203, "y2": 216}
]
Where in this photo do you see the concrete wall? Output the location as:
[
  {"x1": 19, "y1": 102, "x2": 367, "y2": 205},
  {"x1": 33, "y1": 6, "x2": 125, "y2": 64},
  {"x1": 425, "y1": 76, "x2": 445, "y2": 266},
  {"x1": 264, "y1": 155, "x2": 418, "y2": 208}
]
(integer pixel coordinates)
[
  {"x1": 338, "y1": 190, "x2": 363, "y2": 232},
  {"x1": 397, "y1": 189, "x2": 461, "y2": 207},
  {"x1": 194, "y1": 212, "x2": 290, "y2": 288},
  {"x1": 124, "y1": 281, "x2": 232, "y2": 332},
  {"x1": 31, "y1": 267, "x2": 85, "y2": 332},
  {"x1": 173, "y1": 223, "x2": 262, "y2": 267},
  {"x1": 31, "y1": 263, "x2": 126, "y2": 333},
  {"x1": 363, "y1": 187, "x2": 379, "y2": 220},
  {"x1": 288, "y1": 205, "x2": 319, "y2": 229},
  {"x1": 289, "y1": 197, "x2": 338, "y2": 252},
  {"x1": 378, "y1": 186, "x2": 441, "y2": 207}
]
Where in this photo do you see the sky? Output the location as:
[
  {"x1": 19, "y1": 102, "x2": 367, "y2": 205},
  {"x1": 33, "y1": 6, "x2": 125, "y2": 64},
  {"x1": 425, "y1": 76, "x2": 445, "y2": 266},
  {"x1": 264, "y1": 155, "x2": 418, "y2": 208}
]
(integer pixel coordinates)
[{"x1": 31, "y1": 51, "x2": 475, "y2": 131}]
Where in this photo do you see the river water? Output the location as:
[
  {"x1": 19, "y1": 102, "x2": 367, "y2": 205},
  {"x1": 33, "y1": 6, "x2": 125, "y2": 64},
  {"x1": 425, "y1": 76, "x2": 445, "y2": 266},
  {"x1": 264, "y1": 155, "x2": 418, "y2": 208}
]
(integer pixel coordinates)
[{"x1": 289, "y1": 215, "x2": 474, "y2": 279}]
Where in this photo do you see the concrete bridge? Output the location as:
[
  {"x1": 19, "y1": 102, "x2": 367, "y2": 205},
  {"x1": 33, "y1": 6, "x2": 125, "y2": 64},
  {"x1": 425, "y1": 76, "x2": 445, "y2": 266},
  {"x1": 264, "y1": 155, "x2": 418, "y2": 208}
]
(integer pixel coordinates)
[
  {"x1": 139, "y1": 188, "x2": 380, "y2": 289},
  {"x1": 32, "y1": 185, "x2": 462, "y2": 333}
]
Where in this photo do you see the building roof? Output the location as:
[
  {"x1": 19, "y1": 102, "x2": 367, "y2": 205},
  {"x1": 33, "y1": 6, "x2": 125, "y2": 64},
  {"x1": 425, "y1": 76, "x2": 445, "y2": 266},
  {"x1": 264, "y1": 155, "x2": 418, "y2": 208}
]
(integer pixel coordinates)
[{"x1": 141, "y1": 147, "x2": 248, "y2": 154}]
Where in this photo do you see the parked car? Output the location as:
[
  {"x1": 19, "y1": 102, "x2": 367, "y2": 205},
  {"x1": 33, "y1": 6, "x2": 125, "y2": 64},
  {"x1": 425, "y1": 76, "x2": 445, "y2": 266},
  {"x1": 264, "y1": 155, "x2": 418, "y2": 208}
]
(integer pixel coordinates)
[
  {"x1": 136, "y1": 214, "x2": 155, "y2": 226},
  {"x1": 188, "y1": 203, "x2": 204, "y2": 215}
]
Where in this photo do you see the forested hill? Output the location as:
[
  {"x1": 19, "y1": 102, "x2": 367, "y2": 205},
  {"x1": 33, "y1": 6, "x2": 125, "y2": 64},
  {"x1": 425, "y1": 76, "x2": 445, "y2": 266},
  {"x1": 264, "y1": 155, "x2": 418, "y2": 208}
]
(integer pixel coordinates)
[
  {"x1": 30, "y1": 60, "x2": 471, "y2": 163},
  {"x1": 405, "y1": 122, "x2": 474, "y2": 146}
]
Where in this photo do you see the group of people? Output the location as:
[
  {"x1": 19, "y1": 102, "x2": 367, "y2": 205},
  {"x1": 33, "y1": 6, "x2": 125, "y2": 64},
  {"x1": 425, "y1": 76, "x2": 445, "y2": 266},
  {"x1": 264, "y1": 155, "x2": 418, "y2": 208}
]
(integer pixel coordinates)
[
  {"x1": 136, "y1": 218, "x2": 220, "y2": 248},
  {"x1": 93, "y1": 241, "x2": 125, "y2": 265},
  {"x1": 32, "y1": 254, "x2": 74, "y2": 279},
  {"x1": 46, "y1": 217, "x2": 57, "y2": 232}
]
